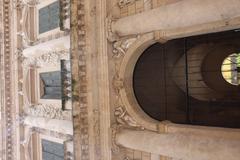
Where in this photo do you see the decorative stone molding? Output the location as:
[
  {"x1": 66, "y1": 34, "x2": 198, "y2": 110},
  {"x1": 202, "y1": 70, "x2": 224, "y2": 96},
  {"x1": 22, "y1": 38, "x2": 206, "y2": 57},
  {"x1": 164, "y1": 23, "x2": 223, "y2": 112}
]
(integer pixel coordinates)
[
  {"x1": 14, "y1": 0, "x2": 26, "y2": 9},
  {"x1": 14, "y1": 0, "x2": 39, "y2": 9},
  {"x1": 15, "y1": 48, "x2": 26, "y2": 62},
  {"x1": 123, "y1": 157, "x2": 131, "y2": 160},
  {"x1": 111, "y1": 109, "x2": 144, "y2": 154},
  {"x1": 25, "y1": 104, "x2": 72, "y2": 120},
  {"x1": 111, "y1": 124, "x2": 121, "y2": 153},
  {"x1": 112, "y1": 33, "x2": 160, "y2": 131},
  {"x1": 93, "y1": 109, "x2": 101, "y2": 160},
  {"x1": 118, "y1": 0, "x2": 140, "y2": 8},
  {"x1": 113, "y1": 74, "x2": 124, "y2": 94},
  {"x1": 20, "y1": 128, "x2": 34, "y2": 160},
  {"x1": 106, "y1": 16, "x2": 119, "y2": 42},
  {"x1": 157, "y1": 121, "x2": 171, "y2": 133},
  {"x1": 154, "y1": 31, "x2": 169, "y2": 44},
  {"x1": 17, "y1": 31, "x2": 30, "y2": 48},
  {"x1": 113, "y1": 36, "x2": 140, "y2": 58},
  {"x1": 22, "y1": 50, "x2": 69, "y2": 67},
  {"x1": 111, "y1": 34, "x2": 148, "y2": 132},
  {"x1": 60, "y1": 0, "x2": 70, "y2": 31},
  {"x1": 33, "y1": 31, "x2": 69, "y2": 46},
  {"x1": 2, "y1": 0, "x2": 15, "y2": 159},
  {"x1": 114, "y1": 106, "x2": 144, "y2": 129},
  {"x1": 71, "y1": 0, "x2": 92, "y2": 159},
  {"x1": 64, "y1": 139, "x2": 74, "y2": 160},
  {"x1": 16, "y1": 113, "x2": 26, "y2": 125},
  {"x1": 33, "y1": 127, "x2": 73, "y2": 139},
  {"x1": 16, "y1": 0, "x2": 38, "y2": 49},
  {"x1": 112, "y1": 35, "x2": 140, "y2": 98}
]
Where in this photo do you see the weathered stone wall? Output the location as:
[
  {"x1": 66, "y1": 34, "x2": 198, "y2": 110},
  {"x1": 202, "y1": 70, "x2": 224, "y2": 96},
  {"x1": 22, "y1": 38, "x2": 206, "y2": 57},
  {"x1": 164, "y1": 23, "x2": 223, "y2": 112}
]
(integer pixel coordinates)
[{"x1": 72, "y1": 0, "x2": 240, "y2": 160}]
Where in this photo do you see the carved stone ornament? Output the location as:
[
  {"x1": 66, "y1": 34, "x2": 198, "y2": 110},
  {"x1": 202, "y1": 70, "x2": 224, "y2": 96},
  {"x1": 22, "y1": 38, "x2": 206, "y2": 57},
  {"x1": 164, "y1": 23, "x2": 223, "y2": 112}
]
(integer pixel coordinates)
[
  {"x1": 112, "y1": 106, "x2": 144, "y2": 153},
  {"x1": 14, "y1": 0, "x2": 39, "y2": 9},
  {"x1": 111, "y1": 124, "x2": 121, "y2": 153},
  {"x1": 123, "y1": 157, "x2": 130, "y2": 160},
  {"x1": 22, "y1": 50, "x2": 69, "y2": 67},
  {"x1": 16, "y1": 112, "x2": 26, "y2": 125},
  {"x1": 106, "y1": 16, "x2": 119, "y2": 42},
  {"x1": 114, "y1": 106, "x2": 144, "y2": 129},
  {"x1": 111, "y1": 107, "x2": 144, "y2": 154},
  {"x1": 15, "y1": 48, "x2": 26, "y2": 62},
  {"x1": 25, "y1": 104, "x2": 72, "y2": 120},
  {"x1": 20, "y1": 127, "x2": 34, "y2": 160},
  {"x1": 118, "y1": 0, "x2": 140, "y2": 8},
  {"x1": 17, "y1": 31, "x2": 30, "y2": 49},
  {"x1": 112, "y1": 36, "x2": 140, "y2": 58},
  {"x1": 112, "y1": 74, "x2": 124, "y2": 94}
]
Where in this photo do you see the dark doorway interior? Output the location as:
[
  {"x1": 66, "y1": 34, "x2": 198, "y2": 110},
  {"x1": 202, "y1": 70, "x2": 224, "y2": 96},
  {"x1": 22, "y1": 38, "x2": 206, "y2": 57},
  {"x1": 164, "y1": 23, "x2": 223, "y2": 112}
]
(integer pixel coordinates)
[{"x1": 133, "y1": 30, "x2": 240, "y2": 128}]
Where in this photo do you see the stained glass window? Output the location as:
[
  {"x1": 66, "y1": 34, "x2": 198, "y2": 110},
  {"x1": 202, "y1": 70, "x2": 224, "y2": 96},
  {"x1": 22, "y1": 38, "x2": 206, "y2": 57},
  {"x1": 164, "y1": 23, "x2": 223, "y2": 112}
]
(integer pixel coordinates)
[{"x1": 221, "y1": 53, "x2": 240, "y2": 85}]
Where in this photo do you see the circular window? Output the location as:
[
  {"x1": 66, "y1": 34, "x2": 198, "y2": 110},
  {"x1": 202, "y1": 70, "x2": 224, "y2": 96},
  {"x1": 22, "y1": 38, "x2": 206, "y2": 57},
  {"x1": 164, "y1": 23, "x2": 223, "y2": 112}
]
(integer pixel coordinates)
[{"x1": 221, "y1": 53, "x2": 240, "y2": 86}]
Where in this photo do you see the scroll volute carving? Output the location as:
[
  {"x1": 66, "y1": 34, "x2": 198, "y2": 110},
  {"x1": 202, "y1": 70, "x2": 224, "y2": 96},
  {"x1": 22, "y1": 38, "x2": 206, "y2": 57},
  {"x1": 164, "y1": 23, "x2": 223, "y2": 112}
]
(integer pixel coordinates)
[
  {"x1": 112, "y1": 106, "x2": 144, "y2": 153},
  {"x1": 114, "y1": 106, "x2": 144, "y2": 129},
  {"x1": 112, "y1": 36, "x2": 140, "y2": 58}
]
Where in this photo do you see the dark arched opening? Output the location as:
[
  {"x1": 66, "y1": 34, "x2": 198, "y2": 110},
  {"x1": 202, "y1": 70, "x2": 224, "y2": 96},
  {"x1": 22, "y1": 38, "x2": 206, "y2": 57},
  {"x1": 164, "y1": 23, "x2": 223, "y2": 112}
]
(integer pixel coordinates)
[{"x1": 133, "y1": 30, "x2": 240, "y2": 128}]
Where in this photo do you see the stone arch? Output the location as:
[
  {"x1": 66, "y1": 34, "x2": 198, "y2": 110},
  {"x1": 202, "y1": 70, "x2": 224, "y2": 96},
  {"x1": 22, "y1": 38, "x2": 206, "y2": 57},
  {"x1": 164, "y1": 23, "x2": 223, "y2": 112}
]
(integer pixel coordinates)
[
  {"x1": 116, "y1": 31, "x2": 240, "y2": 130},
  {"x1": 117, "y1": 33, "x2": 160, "y2": 131}
]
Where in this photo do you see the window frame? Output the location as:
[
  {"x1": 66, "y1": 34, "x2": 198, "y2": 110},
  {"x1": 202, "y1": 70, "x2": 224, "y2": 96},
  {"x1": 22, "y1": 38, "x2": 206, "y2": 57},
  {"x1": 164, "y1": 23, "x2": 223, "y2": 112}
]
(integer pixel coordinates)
[
  {"x1": 39, "y1": 134, "x2": 65, "y2": 160},
  {"x1": 39, "y1": 71, "x2": 62, "y2": 100},
  {"x1": 36, "y1": 0, "x2": 62, "y2": 39},
  {"x1": 36, "y1": 66, "x2": 62, "y2": 107},
  {"x1": 41, "y1": 138, "x2": 65, "y2": 160}
]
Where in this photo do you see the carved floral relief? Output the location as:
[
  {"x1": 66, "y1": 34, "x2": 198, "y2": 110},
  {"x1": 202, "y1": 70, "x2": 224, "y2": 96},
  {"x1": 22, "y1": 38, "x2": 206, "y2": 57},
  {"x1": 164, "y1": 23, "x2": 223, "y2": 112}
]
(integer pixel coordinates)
[{"x1": 25, "y1": 103, "x2": 72, "y2": 120}]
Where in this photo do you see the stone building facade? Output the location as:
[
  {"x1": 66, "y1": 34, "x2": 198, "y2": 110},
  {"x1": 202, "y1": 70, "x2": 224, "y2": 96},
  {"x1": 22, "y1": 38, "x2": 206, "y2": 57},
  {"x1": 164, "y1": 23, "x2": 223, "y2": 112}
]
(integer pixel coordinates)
[
  {"x1": 1, "y1": 0, "x2": 73, "y2": 160},
  {"x1": 1, "y1": 0, "x2": 240, "y2": 160},
  {"x1": 70, "y1": 0, "x2": 240, "y2": 160}
]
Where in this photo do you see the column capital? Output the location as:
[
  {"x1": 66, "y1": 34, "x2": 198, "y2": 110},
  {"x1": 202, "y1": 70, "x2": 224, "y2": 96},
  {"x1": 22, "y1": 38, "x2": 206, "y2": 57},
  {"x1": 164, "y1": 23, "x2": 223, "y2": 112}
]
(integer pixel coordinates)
[{"x1": 106, "y1": 16, "x2": 119, "y2": 42}]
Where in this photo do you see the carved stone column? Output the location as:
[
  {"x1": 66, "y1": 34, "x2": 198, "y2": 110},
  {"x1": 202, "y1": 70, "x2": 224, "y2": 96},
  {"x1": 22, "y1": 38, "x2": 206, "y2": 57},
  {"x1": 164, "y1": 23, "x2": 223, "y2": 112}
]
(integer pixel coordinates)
[
  {"x1": 116, "y1": 128, "x2": 240, "y2": 160},
  {"x1": 111, "y1": 0, "x2": 240, "y2": 38}
]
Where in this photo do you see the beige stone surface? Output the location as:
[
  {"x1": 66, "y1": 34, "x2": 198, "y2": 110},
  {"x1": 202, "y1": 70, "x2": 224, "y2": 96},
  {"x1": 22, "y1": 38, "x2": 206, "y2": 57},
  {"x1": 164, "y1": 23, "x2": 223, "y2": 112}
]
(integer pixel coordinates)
[
  {"x1": 2, "y1": 0, "x2": 240, "y2": 160},
  {"x1": 112, "y1": 0, "x2": 240, "y2": 36},
  {"x1": 116, "y1": 129, "x2": 240, "y2": 160},
  {"x1": 24, "y1": 116, "x2": 73, "y2": 135}
]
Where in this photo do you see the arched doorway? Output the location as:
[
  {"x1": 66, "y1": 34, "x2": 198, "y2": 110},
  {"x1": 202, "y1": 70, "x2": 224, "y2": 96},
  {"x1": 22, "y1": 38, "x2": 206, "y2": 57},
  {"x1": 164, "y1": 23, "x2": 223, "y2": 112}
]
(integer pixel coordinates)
[{"x1": 133, "y1": 30, "x2": 240, "y2": 128}]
